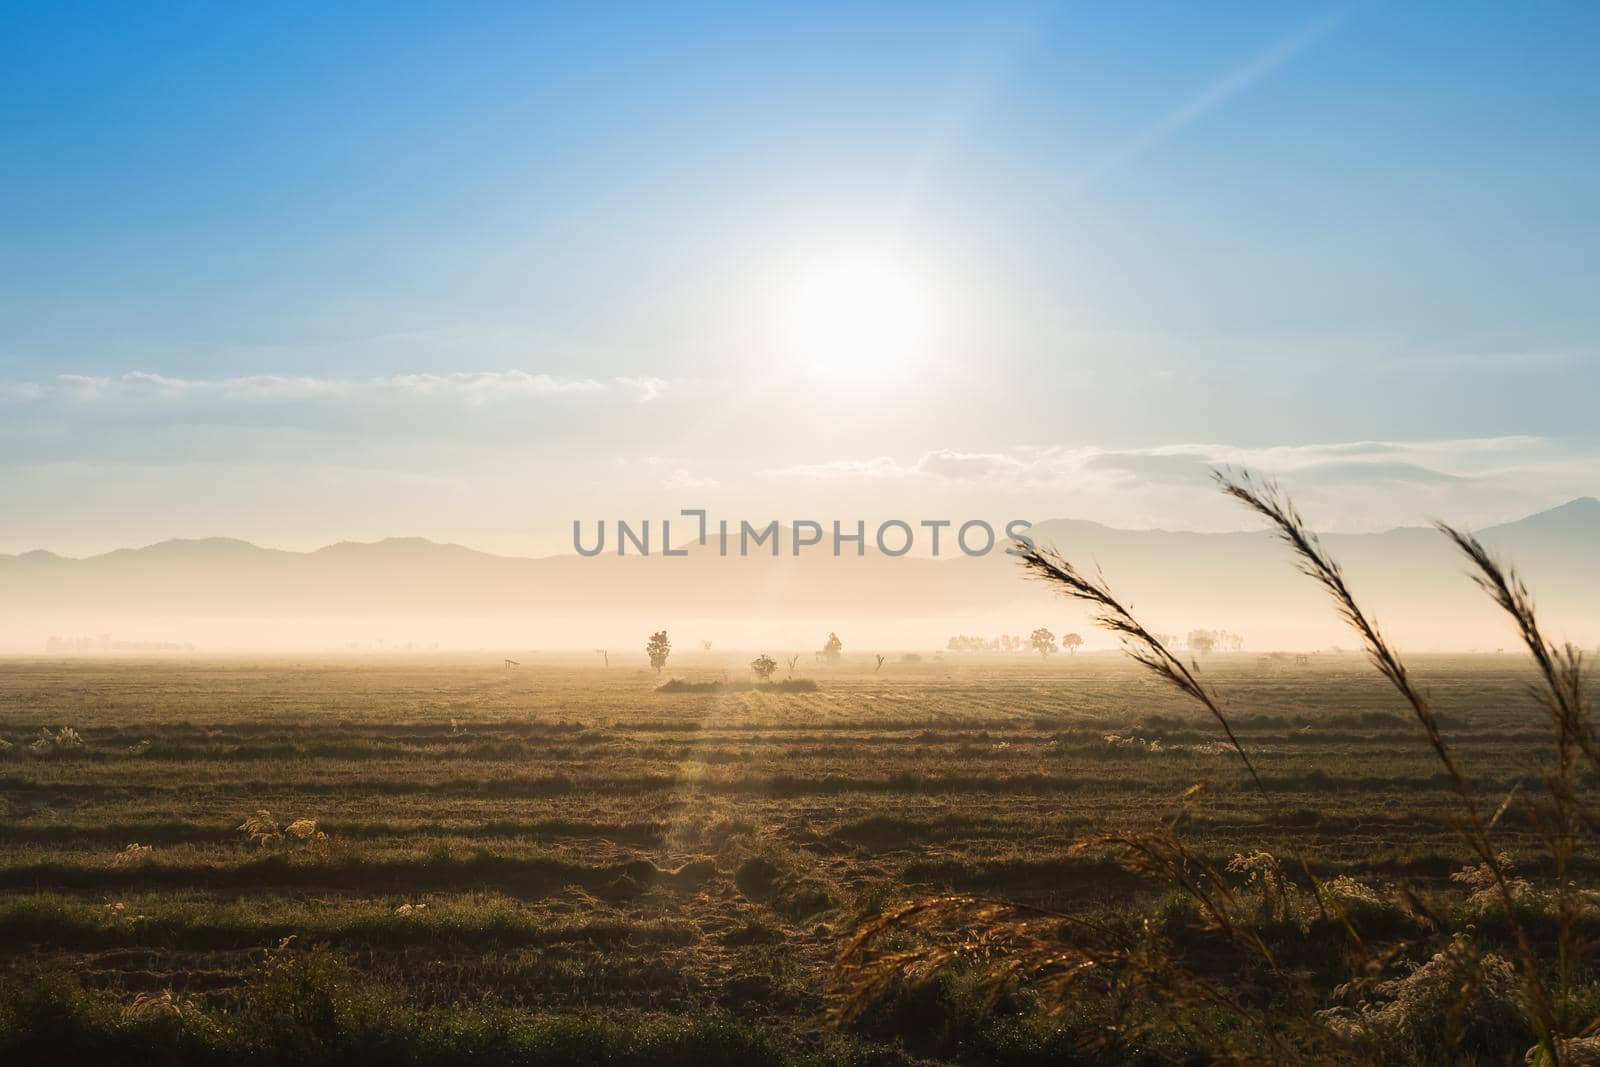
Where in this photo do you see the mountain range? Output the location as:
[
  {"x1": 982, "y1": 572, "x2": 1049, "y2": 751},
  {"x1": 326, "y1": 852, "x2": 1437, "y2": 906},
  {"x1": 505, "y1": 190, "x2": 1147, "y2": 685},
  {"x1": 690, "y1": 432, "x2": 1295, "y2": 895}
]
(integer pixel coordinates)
[{"x1": 2, "y1": 499, "x2": 1597, "y2": 652}]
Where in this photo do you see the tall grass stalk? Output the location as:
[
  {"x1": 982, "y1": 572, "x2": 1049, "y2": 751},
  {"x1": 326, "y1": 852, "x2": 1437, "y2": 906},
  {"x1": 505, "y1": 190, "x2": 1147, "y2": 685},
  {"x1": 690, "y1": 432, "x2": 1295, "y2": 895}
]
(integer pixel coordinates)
[
  {"x1": 1016, "y1": 535, "x2": 1335, "y2": 928},
  {"x1": 1215, "y1": 469, "x2": 1562, "y2": 1061},
  {"x1": 836, "y1": 469, "x2": 1595, "y2": 1065}
]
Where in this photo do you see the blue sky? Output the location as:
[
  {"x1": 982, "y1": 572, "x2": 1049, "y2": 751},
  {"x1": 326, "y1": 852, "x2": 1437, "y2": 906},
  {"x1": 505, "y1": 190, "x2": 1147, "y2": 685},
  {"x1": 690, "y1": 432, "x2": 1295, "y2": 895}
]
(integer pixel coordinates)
[{"x1": 1, "y1": 2, "x2": 1596, "y2": 554}]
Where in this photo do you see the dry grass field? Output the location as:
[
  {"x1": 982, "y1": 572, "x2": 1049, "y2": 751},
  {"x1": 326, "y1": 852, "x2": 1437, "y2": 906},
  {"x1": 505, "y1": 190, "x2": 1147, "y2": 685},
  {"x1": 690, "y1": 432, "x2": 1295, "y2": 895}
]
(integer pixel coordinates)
[{"x1": 1, "y1": 653, "x2": 1592, "y2": 1064}]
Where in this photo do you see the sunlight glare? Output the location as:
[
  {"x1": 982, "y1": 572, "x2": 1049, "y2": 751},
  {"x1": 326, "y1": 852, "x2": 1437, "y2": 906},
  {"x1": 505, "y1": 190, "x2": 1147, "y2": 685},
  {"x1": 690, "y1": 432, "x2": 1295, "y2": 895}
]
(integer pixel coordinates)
[{"x1": 785, "y1": 260, "x2": 926, "y2": 380}]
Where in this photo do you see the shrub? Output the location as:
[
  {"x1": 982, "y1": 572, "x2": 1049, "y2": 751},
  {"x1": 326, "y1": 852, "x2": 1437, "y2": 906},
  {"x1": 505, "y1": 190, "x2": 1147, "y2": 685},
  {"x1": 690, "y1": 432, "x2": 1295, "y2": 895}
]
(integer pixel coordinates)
[
  {"x1": 28, "y1": 726, "x2": 85, "y2": 756},
  {"x1": 239, "y1": 811, "x2": 330, "y2": 851},
  {"x1": 110, "y1": 844, "x2": 153, "y2": 869}
]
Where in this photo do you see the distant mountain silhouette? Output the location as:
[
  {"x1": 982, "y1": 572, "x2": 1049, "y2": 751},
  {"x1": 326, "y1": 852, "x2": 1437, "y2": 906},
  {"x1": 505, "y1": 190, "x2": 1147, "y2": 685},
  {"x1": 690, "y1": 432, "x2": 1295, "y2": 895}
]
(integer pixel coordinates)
[
  {"x1": 3, "y1": 500, "x2": 1596, "y2": 650},
  {"x1": 1485, "y1": 495, "x2": 1600, "y2": 537}
]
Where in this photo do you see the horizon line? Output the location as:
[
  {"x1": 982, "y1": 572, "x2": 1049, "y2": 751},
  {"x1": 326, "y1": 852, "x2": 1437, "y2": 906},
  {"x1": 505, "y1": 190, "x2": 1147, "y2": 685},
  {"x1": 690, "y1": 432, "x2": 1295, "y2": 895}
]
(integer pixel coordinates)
[{"x1": 5, "y1": 495, "x2": 1596, "y2": 562}]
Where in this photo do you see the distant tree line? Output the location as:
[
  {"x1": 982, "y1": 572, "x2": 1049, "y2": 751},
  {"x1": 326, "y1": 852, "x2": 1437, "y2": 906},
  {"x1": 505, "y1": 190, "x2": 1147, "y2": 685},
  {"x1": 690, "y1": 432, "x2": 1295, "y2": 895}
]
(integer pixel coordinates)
[
  {"x1": 947, "y1": 634, "x2": 1028, "y2": 654},
  {"x1": 943, "y1": 628, "x2": 1244, "y2": 656},
  {"x1": 946, "y1": 631, "x2": 1082, "y2": 655},
  {"x1": 648, "y1": 630, "x2": 842, "y2": 681},
  {"x1": 45, "y1": 635, "x2": 196, "y2": 653},
  {"x1": 1187, "y1": 628, "x2": 1244, "y2": 654}
]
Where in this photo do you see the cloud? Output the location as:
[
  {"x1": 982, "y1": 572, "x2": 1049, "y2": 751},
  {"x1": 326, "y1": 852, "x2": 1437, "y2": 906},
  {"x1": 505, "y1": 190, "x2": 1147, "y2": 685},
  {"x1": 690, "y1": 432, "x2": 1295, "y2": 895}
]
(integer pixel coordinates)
[
  {"x1": 660, "y1": 468, "x2": 720, "y2": 490},
  {"x1": 615, "y1": 376, "x2": 668, "y2": 402},
  {"x1": 388, "y1": 372, "x2": 608, "y2": 401},
  {"x1": 10, "y1": 370, "x2": 657, "y2": 406},
  {"x1": 1278, "y1": 461, "x2": 1462, "y2": 487},
  {"x1": 0, "y1": 370, "x2": 685, "y2": 470},
  {"x1": 761, "y1": 436, "x2": 1566, "y2": 495},
  {"x1": 766, "y1": 456, "x2": 909, "y2": 480},
  {"x1": 1075, "y1": 442, "x2": 1506, "y2": 489},
  {"x1": 913, "y1": 450, "x2": 1029, "y2": 480},
  {"x1": 1076, "y1": 449, "x2": 1213, "y2": 484},
  {"x1": 752, "y1": 435, "x2": 1599, "y2": 534},
  {"x1": 52, "y1": 372, "x2": 347, "y2": 402}
]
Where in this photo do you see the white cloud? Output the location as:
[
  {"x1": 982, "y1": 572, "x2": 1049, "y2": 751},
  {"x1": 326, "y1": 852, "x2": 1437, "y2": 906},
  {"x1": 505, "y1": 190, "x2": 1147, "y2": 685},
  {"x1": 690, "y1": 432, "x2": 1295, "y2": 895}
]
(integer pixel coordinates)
[
  {"x1": 765, "y1": 437, "x2": 1554, "y2": 491},
  {"x1": 661, "y1": 468, "x2": 720, "y2": 490},
  {"x1": 0, "y1": 370, "x2": 686, "y2": 474},
  {"x1": 764, "y1": 456, "x2": 909, "y2": 480},
  {"x1": 913, "y1": 449, "x2": 1030, "y2": 480},
  {"x1": 616, "y1": 376, "x2": 668, "y2": 402},
  {"x1": 388, "y1": 372, "x2": 607, "y2": 400},
  {"x1": 6, "y1": 371, "x2": 661, "y2": 406},
  {"x1": 753, "y1": 436, "x2": 1597, "y2": 533}
]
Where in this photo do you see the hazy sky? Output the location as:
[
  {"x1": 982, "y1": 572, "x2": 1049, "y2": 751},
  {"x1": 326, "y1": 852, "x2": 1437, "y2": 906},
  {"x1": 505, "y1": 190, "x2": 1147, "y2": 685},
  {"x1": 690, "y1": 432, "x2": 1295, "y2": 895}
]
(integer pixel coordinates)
[{"x1": 2, "y1": 2, "x2": 1596, "y2": 556}]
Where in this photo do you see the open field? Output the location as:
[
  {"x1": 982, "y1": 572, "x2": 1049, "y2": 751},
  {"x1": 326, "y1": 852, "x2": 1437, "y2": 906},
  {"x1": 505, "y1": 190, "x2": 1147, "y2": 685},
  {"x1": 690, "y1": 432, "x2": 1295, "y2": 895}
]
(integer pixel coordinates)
[{"x1": 0, "y1": 655, "x2": 1593, "y2": 1064}]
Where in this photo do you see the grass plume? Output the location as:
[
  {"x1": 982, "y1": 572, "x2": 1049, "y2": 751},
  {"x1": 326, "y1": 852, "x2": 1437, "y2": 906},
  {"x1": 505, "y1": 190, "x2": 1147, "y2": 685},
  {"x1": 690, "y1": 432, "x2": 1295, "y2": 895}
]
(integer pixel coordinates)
[{"x1": 834, "y1": 469, "x2": 1597, "y2": 1064}]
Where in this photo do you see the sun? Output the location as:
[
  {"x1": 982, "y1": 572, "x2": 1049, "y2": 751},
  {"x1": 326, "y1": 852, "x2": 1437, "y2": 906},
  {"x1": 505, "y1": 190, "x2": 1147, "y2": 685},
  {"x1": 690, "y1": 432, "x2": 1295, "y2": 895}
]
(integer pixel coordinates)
[{"x1": 785, "y1": 260, "x2": 926, "y2": 380}]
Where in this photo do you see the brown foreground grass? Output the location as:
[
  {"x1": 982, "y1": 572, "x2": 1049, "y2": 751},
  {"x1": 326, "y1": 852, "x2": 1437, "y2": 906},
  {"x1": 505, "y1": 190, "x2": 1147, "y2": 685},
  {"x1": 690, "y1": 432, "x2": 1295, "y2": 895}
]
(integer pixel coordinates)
[{"x1": 0, "y1": 639, "x2": 1592, "y2": 1062}]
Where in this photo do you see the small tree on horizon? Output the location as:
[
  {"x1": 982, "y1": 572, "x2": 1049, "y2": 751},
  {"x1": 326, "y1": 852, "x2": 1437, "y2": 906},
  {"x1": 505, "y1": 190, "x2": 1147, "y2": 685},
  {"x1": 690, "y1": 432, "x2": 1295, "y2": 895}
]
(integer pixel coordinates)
[
  {"x1": 646, "y1": 630, "x2": 672, "y2": 673},
  {"x1": 750, "y1": 653, "x2": 777, "y2": 681},
  {"x1": 821, "y1": 632, "x2": 843, "y2": 665},
  {"x1": 1029, "y1": 627, "x2": 1058, "y2": 659},
  {"x1": 1063, "y1": 632, "x2": 1083, "y2": 655}
]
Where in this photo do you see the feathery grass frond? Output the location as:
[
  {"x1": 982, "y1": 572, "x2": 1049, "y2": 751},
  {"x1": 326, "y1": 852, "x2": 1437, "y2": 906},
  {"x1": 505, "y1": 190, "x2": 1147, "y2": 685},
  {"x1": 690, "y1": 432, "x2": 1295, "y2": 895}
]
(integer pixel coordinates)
[
  {"x1": 1016, "y1": 535, "x2": 1333, "y2": 924},
  {"x1": 833, "y1": 895, "x2": 1107, "y2": 1028},
  {"x1": 1215, "y1": 467, "x2": 1561, "y2": 1062},
  {"x1": 833, "y1": 474, "x2": 1590, "y2": 1063},
  {"x1": 1436, "y1": 523, "x2": 1594, "y2": 783}
]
